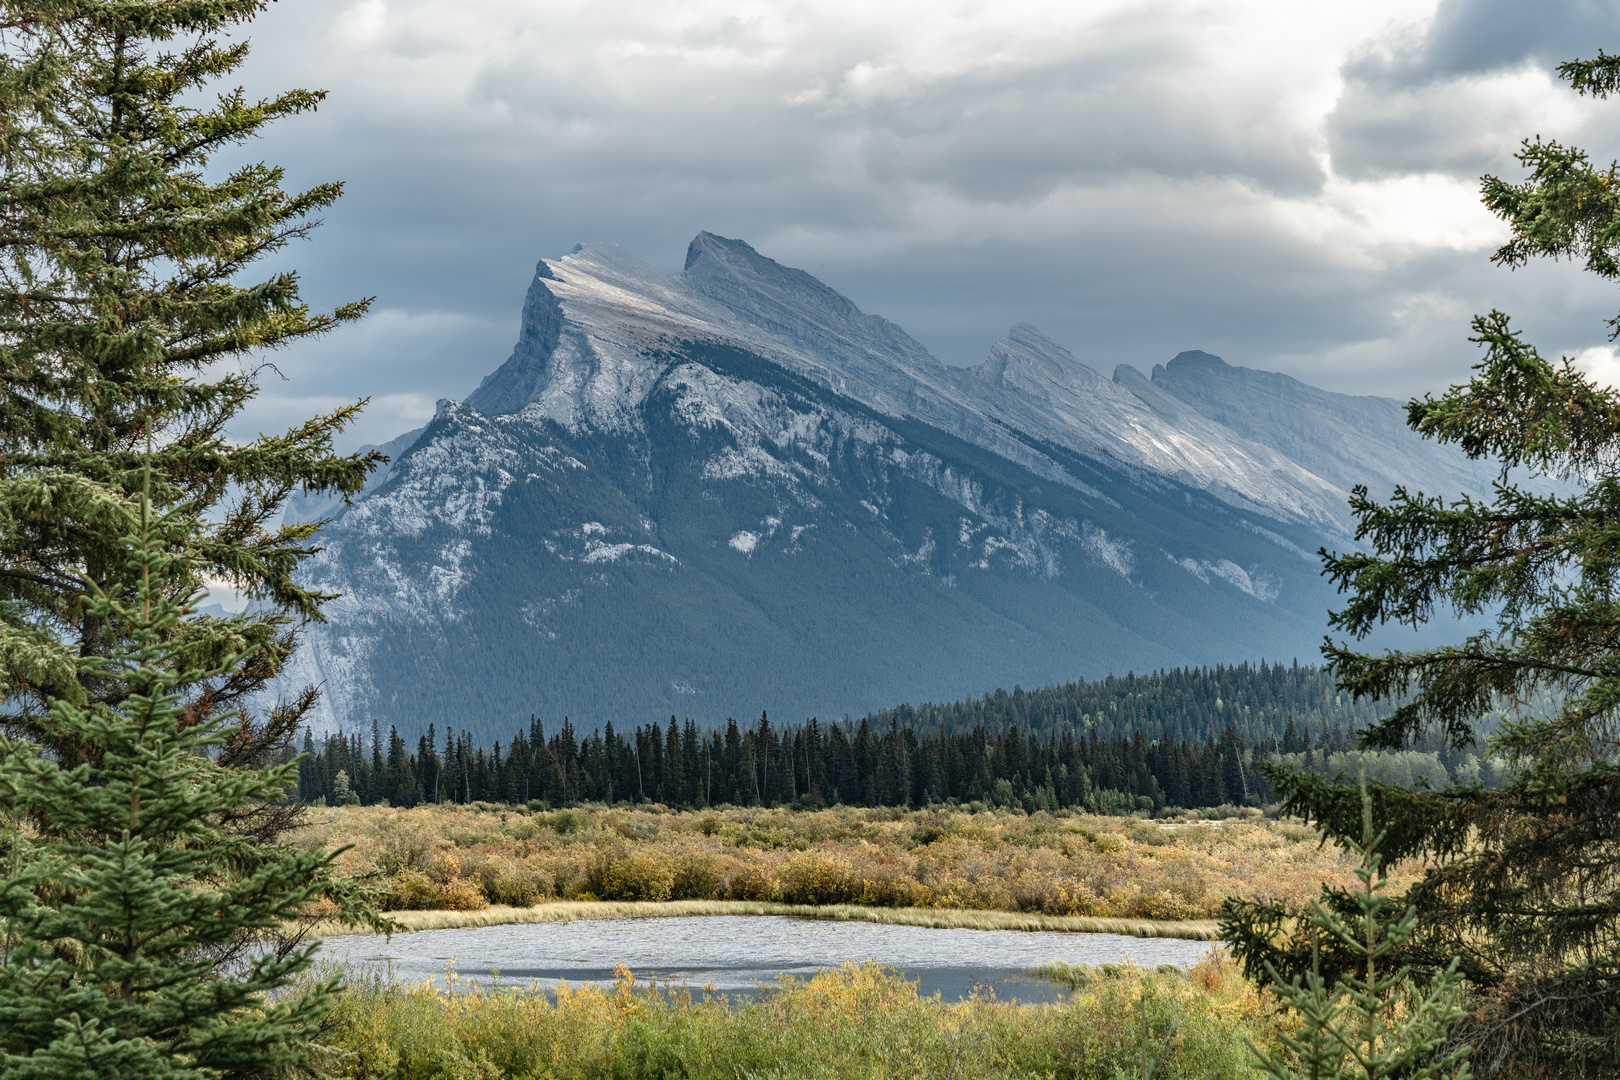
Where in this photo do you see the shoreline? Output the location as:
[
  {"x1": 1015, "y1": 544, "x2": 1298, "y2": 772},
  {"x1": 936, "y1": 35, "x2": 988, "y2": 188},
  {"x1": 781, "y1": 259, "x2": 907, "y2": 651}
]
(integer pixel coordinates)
[{"x1": 312, "y1": 900, "x2": 1222, "y2": 941}]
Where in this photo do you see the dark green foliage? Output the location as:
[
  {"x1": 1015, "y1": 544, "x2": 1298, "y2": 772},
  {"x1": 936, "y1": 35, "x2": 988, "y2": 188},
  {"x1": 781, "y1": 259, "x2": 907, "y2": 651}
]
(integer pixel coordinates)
[
  {"x1": 1226, "y1": 52, "x2": 1620, "y2": 1078},
  {"x1": 295, "y1": 662, "x2": 1401, "y2": 813},
  {"x1": 0, "y1": 0, "x2": 379, "y2": 765},
  {"x1": 864, "y1": 661, "x2": 1390, "y2": 744},
  {"x1": 0, "y1": 480, "x2": 357, "y2": 1077},
  {"x1": 0, "y1": 3, "x2": 393, "y2": 1061}
]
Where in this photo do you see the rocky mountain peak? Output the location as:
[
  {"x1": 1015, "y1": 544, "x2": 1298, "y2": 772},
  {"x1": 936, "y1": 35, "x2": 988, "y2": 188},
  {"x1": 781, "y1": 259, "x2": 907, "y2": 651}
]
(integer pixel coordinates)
[
  {"x1": 1110, "y1": 363, "x2": 1150, "y2": 387},
  {"x1": 442, "y1": 233, "x2": 1498, "y2": 536},
  {"x1": 978, "y1": 324, "x2": 1106, "y2": 395},
  {"x1": 683, "y1": 232, "x2": 941, "y2": 378},
  {"x1": 1162, "y1": 349, "x2": 1228, "y2": 372}
]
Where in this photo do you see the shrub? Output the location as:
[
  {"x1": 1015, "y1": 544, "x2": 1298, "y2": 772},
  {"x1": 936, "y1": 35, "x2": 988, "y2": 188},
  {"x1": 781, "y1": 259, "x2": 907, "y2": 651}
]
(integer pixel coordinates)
[
  {"x1": 375, "y1": 831, "x2": 433, "y2": 875},
  {"x1": 480, "y1": 861, "x2": 546, "y2": 907},
  {"x1": 383, "y1": 870, "x2": 438, "y2": 911},
  {"x1": 431, "y1": 877, "x2": 488, "y2": 911},
  {"x1": 591, "y1": 851, "x2": 675, "y2": 902},
  {"x1": 670, "y1": 853, "x2": 724, "y2": 900},
  {"x1": 856, "y1": 866, "x2": 928, "y2": 908},
  {"x1": 314, "y1": 961, "x2": 1268, "y2": 1080},
  {"x1": 549, "y1": 809, "x2": 585, "y2": 834},
  {"x1": 1011, "y1": 873, "x2": 1097, "y2": 916},
  {"x1": 424, "y1": 853, "x2": 464, "y2": 885},
  {"x1": 297, "y1": 801, "x2": 1411, "y2": 922},
  {"x1": 1139, "y1": 889, "x2": 1193, "y2": 921},
  {"x1": 778, "y1": 853, "x2": 863, "y2": 905},
  {"x1": 728, "y1": 863, "x2": 779, "y2": 901}
]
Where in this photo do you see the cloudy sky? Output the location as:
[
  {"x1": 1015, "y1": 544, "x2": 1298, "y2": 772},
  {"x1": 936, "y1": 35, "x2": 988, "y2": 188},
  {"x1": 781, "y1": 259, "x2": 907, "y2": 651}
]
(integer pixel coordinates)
[{"x1": 226, "y1": 0, "x2": 1620, "y2": 451}]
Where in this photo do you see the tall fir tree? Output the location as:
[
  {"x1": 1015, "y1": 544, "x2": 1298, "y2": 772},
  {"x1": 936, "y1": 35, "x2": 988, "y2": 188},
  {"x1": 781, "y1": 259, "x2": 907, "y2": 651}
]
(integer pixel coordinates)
[
  {"x1": 0, "y1": 1, "x2": 380, "y2": 772},
  {"x1": 1225, "y1": 51, "x2": 1620, "y2": 1077},
  {"x1": 0, "y1": 455, "x2": 369, "y2": 1077}
]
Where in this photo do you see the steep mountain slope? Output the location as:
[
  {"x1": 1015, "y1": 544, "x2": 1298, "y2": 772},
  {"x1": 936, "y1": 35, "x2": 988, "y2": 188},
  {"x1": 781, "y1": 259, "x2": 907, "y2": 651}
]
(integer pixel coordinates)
[
  {"x1": 1140, "y1": 350, "x2": 1494, "y2": 501},
  {"x1": 681, "y1": 234, "x2": 1357, "y2": 532},
  {"x1": 275, "y1": 235, "x2": 1476, "y2": 738}
]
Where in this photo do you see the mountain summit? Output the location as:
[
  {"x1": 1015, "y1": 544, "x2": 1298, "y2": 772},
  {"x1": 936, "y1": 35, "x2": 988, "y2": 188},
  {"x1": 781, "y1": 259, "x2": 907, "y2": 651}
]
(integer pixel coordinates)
[{"x1": 276, "y1": 234, "x2": 1486, "y2": 737}]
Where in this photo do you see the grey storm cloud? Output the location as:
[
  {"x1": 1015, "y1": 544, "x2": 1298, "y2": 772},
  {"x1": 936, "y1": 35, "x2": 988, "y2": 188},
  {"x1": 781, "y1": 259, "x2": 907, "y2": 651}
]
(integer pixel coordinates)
[
  {"x1": 220, "y1": 0, "x2": 1620, "y2": 454},
  {"x1": 1328, "y1": 0, "x2": 1620, "y2": 180},
  {"x1": 1364, "y1": 0, "x2": 1620, "y2": 84}
]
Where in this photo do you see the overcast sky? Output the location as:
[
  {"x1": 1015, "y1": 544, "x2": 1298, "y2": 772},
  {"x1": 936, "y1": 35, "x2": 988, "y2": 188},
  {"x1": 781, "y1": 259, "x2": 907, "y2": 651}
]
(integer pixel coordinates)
[{"x1": 224, "y1": 0, "x2": 1620, "y2": 451}]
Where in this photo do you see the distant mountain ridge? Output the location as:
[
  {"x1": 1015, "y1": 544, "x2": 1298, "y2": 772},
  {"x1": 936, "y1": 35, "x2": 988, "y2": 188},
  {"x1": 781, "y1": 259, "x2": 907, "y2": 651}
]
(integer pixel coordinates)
[{"x1": 274, "y1": 234, "x2": 1486, "y2": 739}]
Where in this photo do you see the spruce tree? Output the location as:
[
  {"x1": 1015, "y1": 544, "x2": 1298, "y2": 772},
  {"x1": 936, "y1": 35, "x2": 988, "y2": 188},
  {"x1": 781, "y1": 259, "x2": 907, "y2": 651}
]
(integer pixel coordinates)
[
  {"x1": 1225, "y1": 51, "x2": 1620, "y2": 1077},
  {"x1": 1248, "y1": 766, "x2": 1471, "y2": 1080},
  {"x1": 0, "y1": 1, "x2": 379, "y2": 767},
  {"x1": 0, "y1": 462, "x2": 344, "y2": 1077}
]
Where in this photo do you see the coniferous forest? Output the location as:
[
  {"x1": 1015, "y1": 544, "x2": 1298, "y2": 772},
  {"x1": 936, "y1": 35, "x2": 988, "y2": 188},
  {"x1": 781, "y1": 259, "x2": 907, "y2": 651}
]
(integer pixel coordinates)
[{"x1": 295, "y1": 662, "x2": 1427, "y2": 813}]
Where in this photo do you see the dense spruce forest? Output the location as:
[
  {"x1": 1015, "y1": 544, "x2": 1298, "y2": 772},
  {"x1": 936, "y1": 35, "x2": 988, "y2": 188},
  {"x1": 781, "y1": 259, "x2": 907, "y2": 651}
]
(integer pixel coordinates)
[
  {"x1": 865, "y1": 660, "x2": 1391, "y2": 742},
  {"x1": 296, "y1": 662, "x2": 1441, "y2": 813}
]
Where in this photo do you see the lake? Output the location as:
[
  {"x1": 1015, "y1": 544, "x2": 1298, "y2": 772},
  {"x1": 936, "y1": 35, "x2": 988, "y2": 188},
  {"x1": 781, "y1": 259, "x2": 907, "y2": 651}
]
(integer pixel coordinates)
[{"x1": 317, "y1": 915, "x2": 1221, "y2": 1003}]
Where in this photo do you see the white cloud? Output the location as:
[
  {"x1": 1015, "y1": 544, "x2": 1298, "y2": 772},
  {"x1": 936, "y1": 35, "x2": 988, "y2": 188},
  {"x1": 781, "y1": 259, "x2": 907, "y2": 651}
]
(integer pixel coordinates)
[
  {"x1": 211, "y1": 0, "x2": 1620, "y2": 449},
  {"x1": 334, "y1": 0, "x2": 386, "y2": 46},
  {"x1": 1570, "y1": 345, "x2": 1620, "y2": 389}
]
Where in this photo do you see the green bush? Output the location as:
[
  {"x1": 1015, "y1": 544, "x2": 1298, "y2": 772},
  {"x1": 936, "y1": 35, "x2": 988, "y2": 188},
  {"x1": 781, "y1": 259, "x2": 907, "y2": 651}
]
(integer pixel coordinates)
[
  {"x1": 375, "y1": 831, "x2": 432, "y2": 875},
  {"x1": 549, "y1": 809, "x2": 585, "y2": 835}
]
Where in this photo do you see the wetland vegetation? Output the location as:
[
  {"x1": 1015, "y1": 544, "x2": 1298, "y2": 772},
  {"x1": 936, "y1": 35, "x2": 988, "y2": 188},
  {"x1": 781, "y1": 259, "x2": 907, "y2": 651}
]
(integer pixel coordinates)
[
  {"x1": 309, "y1": 954, "x2": 1273, "y2": 1080},
  {"x1": 294, "y1": 801, "x2": 1413, "y2": 931}
]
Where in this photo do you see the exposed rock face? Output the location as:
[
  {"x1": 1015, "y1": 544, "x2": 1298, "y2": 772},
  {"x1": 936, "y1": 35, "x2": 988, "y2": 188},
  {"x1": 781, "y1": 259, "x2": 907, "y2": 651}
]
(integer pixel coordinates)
[
  {"x1": 273, "y1": 234, "x2": 1480, "y2": 737},
  {"x1": 1145, "y1": 350, "x2": 1491, "y2": 501}
]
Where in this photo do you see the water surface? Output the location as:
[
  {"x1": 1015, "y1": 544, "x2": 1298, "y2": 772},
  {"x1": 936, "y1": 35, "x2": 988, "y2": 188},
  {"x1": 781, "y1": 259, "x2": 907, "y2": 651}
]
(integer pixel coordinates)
[{"x1": 318, "y1": 915, "x2": 1219, "y2": 1004}]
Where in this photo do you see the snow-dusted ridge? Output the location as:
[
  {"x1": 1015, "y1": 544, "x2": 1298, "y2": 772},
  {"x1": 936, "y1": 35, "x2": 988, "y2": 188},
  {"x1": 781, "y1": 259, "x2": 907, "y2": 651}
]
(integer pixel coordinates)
[{"x1": 459, "y1": 234, "x2": 1489, "y2": 535}]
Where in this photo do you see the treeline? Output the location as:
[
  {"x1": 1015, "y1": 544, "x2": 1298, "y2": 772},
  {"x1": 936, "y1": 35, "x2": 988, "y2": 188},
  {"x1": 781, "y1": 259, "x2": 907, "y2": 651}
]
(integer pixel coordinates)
[
  {"x1": 296, "y1": 710, "x2": 1370, "y2": 815},
  {"x1": 870, "y1": 661, "x2": 1392, "y2": 744}
]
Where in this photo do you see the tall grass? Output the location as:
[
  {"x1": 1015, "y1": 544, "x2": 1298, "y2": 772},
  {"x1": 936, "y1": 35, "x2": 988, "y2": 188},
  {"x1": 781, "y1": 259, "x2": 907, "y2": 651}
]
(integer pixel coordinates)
[
  {"x1": 314, "y1": 900, "x2": 1221, "y2": 940},
  {"x1": 295, "y1": 802, "x2": 1397, "y2": 928},
  {"x1": 310, "y1": 955, "x2": 1274, "y2": 1079}
]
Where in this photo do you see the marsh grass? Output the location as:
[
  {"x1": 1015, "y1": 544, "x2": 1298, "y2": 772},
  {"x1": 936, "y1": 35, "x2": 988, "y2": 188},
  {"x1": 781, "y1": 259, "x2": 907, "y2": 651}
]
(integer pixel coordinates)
[
  {"x1": 295, "y1": 802, "x2": 1398, "y2": 933},
  {"x1": 1032, "y1": 959, "x2": 1193, "y2": 988},
  {"x1": 311, "y1": 899, "x2": 1221, "y2": 940},
  {"x1": 310, "y1": 954, "x2": 1275, "y2": 1079}
]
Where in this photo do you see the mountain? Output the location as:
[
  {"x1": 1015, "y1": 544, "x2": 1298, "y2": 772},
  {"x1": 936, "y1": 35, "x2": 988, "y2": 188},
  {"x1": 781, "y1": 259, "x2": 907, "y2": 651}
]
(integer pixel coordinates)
[{"x1": 275, "y1": 234, "x2": 1486, "y2": 739}]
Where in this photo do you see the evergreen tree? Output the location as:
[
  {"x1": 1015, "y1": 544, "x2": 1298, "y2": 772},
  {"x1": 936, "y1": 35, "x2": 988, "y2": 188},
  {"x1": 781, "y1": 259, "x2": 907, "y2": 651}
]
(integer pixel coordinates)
[
  {"x1": 0, "y1": 0, "x2": 379, "y2": 768},
  {"x1": 1227, "y1": 51, "x2": 1620, "y2": 1076},
  {"x1": 1248, "y1": 766, "x2": 1470, "y2": 1080},
  {"x1": 0, "y1": 463, "x2": 373, "y2": 1075}
]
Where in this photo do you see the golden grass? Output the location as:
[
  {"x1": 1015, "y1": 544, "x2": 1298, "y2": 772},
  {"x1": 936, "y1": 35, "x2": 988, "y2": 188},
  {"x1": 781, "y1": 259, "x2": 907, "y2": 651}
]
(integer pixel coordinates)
[
  {"x1": 313, "y1": 899, "x2": 1221, "y2": 940},
  {"x1": 294, "y1": 801, "x2": 1411, "y2": 932},
  {"x1": 313, "y1": 956, "x2": 1274, "y2": 1079}
]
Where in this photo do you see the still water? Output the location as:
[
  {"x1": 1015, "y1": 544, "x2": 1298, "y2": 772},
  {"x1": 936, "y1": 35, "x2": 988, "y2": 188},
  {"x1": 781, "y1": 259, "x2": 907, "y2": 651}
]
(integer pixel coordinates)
[{"x1": 317, "y1": 915, "x2": 1220, "y2": 1004}]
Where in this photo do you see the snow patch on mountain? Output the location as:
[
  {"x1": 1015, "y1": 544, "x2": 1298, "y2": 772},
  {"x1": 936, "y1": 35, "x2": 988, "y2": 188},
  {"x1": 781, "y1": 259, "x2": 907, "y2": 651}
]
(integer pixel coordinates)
[
  {"x1": 583, "y1": 541, "x2": 678, "y2": 565},
  {"x1": 1168, "y1": 552, "x2": 1282, "y2": 602}
]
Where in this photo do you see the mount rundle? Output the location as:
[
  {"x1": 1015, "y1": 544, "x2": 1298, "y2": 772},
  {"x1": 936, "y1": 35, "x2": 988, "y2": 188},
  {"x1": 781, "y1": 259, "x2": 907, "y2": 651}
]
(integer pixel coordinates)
[{"x1": 276, "y1": 233, "x2": 1490, "y2": 739}]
